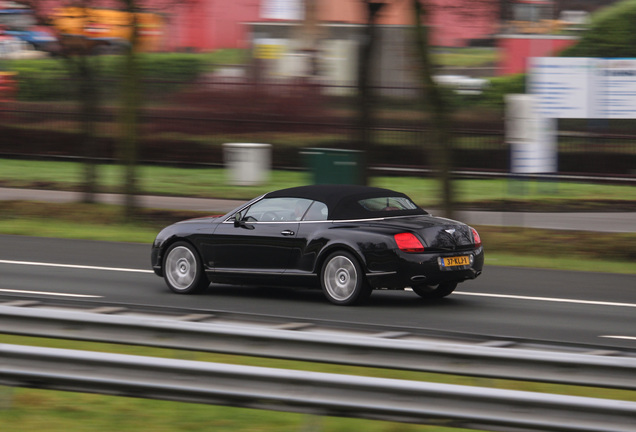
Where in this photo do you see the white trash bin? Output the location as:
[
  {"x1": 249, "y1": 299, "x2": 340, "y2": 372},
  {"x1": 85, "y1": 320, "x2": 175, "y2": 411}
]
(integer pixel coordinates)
[{"x1": 223, "y1": 143, "x2": 271, "y2": 186}]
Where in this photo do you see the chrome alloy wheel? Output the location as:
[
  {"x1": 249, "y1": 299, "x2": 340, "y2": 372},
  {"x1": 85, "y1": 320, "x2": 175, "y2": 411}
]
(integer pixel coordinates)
[
  {"x1": 165, "y1": 245, "x2": 198, "y2": 292},
  {"x1": 323, "y1": 255, "x2": 359, "y2": 302}
]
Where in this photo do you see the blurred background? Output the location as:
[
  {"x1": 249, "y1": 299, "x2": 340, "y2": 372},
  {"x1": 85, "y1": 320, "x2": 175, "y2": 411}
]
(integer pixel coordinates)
[
  {"x1": 1, "y1": 3, "x2": 636, "y2": 431},
  {"x1": 0, "y1": 0, "x2": 635, "y2": 217}
]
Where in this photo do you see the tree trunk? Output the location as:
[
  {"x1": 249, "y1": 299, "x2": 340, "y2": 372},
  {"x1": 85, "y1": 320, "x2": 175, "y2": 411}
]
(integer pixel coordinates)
[
  {"x1": 76, "y1": 56, "x2": 100, "y2": 204},
  {"x1": 355, "y1": 1, "x2": 385, "y2": 185},
  {"x1": 118, "y1": 3, "x2": 141, "y2": 220},
  {"x1": 411, "y1": 0, "x2": 455, "y2": 219}
]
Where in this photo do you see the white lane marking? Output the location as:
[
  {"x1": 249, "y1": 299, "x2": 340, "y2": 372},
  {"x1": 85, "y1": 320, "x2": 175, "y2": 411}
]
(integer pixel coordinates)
[
  {"x1": 0, "y1": 288, "x2": 102, "y2": 298},
  {"x1": 456, "y1": 291, "x2": 636, "y2": 309},
  {"x1": 600, "y1": 335, "x2": 636, "y2": 341},
  {"x1": 0, "y1": 259, "x2": 153, "y2": 274},
  {"x1": 2, "y1": 260, "x2": 634, "y2": 309}
]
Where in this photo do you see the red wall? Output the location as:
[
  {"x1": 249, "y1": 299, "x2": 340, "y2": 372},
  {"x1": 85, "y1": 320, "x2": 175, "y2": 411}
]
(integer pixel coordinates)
[
  {"x1": 164, "y1": 0, "x2": 260, "y2": 52},
  {"x1": 162, "y1": 0, "x2": 499, "y2": 52},
  {"x1": 497, "y1": 36, "x2": 577, "y2": 75}
]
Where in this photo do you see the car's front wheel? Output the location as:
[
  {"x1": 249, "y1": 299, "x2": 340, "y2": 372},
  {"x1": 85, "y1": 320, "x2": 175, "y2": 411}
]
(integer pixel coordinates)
[
  {"x1": 163, "y1": 241, "x2": 209, "y2": 294},
  {"x1": 411, "y1": 282, "x2": 458, "y2": 300},
  {"x1": 320, "y1": 251, "x2": 371, "y2": 305}
]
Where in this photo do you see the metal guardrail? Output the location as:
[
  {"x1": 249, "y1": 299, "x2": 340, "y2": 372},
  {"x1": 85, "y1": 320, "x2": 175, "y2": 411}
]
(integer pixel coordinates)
[
  {"x1": 0, "y1": 305, "x2": 635, "y2": 391},
  {"x1": 1, "y1": 343, "x2": 635, "y2": 432}
]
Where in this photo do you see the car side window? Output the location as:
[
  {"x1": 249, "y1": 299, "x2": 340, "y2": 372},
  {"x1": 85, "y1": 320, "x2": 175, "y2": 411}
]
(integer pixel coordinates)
[
  {"x1": 303, "y1": 201, "x2": 328, "y2": 221},
  {"x1": 242, "y1": 198, "x2": 312, "y2": 222},
  {"x1": 358, "y1": 197, "x2": 419, "y2": 212}
]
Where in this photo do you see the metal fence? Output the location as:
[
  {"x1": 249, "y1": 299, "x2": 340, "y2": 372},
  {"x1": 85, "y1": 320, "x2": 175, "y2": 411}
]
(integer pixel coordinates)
[
  {"x1": 1, "y1": 78, "x2": 636, "y2": 178},
  {"x1": 0, "y1": 305, "x2": 635, "y2": 432}
]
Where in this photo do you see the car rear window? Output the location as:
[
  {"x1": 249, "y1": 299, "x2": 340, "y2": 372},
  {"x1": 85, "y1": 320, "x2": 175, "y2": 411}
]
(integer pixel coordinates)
[{"x1": 358, "y1": 197, "x2": 419, "y2": 212}]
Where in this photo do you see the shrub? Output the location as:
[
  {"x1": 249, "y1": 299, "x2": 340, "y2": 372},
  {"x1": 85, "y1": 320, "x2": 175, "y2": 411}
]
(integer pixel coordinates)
[
  {"x1": 5, "y1": 53, "x2": 215, "y2": 101},
  {"x1": 561, "y1": 0, "x2": 636, "y2": 57},
  {"x1": 479, "y1": 74, "x2": 526, "y2": 110}
]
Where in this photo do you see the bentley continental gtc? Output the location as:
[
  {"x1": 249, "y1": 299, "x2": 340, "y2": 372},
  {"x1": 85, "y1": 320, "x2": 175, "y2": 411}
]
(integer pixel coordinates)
[{"x1": 151, "y1": 185, "x2": 484, "y2": 305}]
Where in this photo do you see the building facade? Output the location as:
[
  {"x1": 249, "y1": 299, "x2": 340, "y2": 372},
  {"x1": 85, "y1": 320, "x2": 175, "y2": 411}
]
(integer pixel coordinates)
[{"x1": 162, "y1": 0, "x2": 499, "y2": 52}]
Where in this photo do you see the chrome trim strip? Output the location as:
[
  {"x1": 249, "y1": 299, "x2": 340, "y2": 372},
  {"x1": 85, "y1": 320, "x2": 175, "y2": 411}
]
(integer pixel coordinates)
[
  {"x1": 205, "y1": 269, "x2": 282, "y2": 275},
  {"x1": 222, "y1": 215, "x2": 424, "y2": 224},
  {"x1": 222, "y1": 220, "x2": 309, "y2": 224},
  {"x1": 334, "y1": 215, "x2": 427, "y2": 223},
  {"x1": 365, "y1": 271, "x2": 397, "y2": 277}
]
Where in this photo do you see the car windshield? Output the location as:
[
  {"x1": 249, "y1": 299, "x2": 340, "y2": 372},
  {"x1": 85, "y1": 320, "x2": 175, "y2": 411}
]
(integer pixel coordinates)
[{"x1": 357, "y1": 197, "x2": 419, "y2": 212}]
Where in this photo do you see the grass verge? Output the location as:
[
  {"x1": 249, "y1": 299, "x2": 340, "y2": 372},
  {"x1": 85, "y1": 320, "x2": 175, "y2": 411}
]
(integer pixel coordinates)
[
  {"x1": 0, "y1": 201, "x2": 635, "y2": 274},
  {"x1": 1, "y1": 158, "x2": 636, "y2": 210}
]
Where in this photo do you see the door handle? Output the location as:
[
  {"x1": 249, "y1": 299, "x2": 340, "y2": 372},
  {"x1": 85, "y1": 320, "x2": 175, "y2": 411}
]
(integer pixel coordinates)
[{"x1": 280, "y1": 230, "x2": 295, "y2": 236}]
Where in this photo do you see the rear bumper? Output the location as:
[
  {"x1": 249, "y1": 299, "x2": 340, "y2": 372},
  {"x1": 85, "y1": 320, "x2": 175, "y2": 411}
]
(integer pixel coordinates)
[{"x1": 366, "y1": 247, "x2": 484, "y2": 289}]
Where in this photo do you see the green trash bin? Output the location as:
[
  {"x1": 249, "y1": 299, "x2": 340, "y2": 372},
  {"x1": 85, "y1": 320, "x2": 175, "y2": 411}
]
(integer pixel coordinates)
[{"x1": 301, "y1": 148, "x2": 363, "y2": 185}]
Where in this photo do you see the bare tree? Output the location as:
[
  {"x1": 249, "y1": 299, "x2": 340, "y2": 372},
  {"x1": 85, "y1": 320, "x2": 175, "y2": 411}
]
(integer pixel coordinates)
[
  {"x1": 21, "y1": 0, "x2": 173, "y2": 218},
  {"x1": 117, "y1": 0, "x2": 142, "y2": 219},
  {"x1": 355, "y1": 0, "x2": 386, "y2": 185},
  {"x1": 355, "y1": 0, "x2": 499, "y2": 215},
  {"x1": 411, "y1": 0, "x2": 454, "y2": 218},
  {"x1": 18, "y1": 0, "x2": 108, "y2": 203}
]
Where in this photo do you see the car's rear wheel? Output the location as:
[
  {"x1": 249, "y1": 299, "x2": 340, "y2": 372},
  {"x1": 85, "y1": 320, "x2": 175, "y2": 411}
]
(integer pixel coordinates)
[
  {"x1": 163, "y1": 241, "x2": 209, "y2": 294},
  {"x1": 411, "y1": 282, "x2": 458, "y2": 300},
  {"x1": 320, "y1": 251, "x2": 371, "y2": 305}
]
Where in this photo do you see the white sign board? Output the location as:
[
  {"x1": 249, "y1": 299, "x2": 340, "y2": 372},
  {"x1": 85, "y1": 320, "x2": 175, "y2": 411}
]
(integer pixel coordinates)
[
  {"x1": 506, "y1": 94, "x2": 558, "y2": 174},
  {"x1": 528, "y1": 57, "x2": 592, "y2": 119},
  {"x1": 595, "y1": 58, "x2": 636, "y2": 118},
  {"x1": 529, "y1": 57, "x2": 636, "y2": 119},
  {"x1": 261, "y1": 0, "x2": 303, "y2": 21}
]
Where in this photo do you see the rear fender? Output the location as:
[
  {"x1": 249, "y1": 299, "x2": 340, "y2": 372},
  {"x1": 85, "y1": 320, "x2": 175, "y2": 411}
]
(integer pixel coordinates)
[{"x1": 315, "y1": 242, "x2": 367, "y2": 275}]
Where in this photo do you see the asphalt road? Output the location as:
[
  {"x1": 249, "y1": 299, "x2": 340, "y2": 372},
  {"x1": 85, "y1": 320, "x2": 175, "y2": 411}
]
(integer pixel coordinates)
[{"x1": 1, "y1": 234, "x2": 635, "y2": 350}]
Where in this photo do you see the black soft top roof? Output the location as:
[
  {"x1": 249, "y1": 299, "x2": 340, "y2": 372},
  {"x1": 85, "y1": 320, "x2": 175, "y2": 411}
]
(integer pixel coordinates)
[{"x1": 265, "y1": 185, "x2": 426, "y2": 220}]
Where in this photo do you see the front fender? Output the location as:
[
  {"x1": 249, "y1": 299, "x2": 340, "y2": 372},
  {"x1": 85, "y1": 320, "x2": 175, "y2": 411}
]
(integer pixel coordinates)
[{"x1": 150, "y1": 226, "x2": 189, "y2": 276}]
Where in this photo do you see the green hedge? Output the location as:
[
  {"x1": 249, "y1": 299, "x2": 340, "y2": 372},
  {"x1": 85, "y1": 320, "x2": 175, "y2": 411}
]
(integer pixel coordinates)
[
  {"x1": 7, "y1": 58, "x2": 70, "y2": 100},
  {"x1": 5, "y1": 47, "x2": 521, "y2": 112},
  {"x1": 4, "y1": 51, "x2": 240, "y2": 101},
  {"x1": 479, "y1": 74, "x2": 526, "y2": 110}
]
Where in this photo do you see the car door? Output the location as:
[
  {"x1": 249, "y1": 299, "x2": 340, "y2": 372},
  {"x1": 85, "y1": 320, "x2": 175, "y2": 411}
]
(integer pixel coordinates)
[{"x1": 206, "y1": 197, "x2": 311, "y2": 275}]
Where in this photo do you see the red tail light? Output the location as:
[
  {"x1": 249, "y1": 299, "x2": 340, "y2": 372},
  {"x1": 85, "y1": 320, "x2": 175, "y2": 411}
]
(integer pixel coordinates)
[
  {"x1": 394, "y1": 233, "x2": 425, "y2": 253},
  {"x1": 471, "y1": 227, "x2": 482, "y2": 248}
]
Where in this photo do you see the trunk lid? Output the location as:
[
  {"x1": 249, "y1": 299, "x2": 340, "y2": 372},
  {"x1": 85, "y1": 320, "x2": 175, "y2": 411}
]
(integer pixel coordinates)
[{"x1": 372, "y1": 215, "x2": 475, "y2": 251}]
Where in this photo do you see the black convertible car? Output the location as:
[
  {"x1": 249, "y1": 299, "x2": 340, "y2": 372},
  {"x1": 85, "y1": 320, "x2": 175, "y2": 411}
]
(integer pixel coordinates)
[{"x1": 151, "y1": 185, "x2": 484, "y2": 305}]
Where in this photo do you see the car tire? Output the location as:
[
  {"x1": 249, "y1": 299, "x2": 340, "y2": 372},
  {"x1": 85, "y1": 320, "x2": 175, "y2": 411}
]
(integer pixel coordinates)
[
  {"x1": 411, "y1": 282, "x2": 458, "y2": 300},
  {"x1": 163, "y1": 241, "x2": 209, "y2": 294},
  {"x1": 320, "y1": 251, "x2": 371, "y2": 305}
]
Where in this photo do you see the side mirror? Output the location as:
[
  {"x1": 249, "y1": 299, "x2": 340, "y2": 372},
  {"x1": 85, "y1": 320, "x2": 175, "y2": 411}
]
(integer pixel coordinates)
[{"x1": 233, "y1": 213, "x2": 255, "y2": 229}]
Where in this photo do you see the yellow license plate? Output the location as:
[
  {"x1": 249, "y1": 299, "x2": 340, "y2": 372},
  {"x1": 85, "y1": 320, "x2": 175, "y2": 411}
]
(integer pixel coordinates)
[{"x1": 442, "y1": 256, "x2": 470, "y2": 268}]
